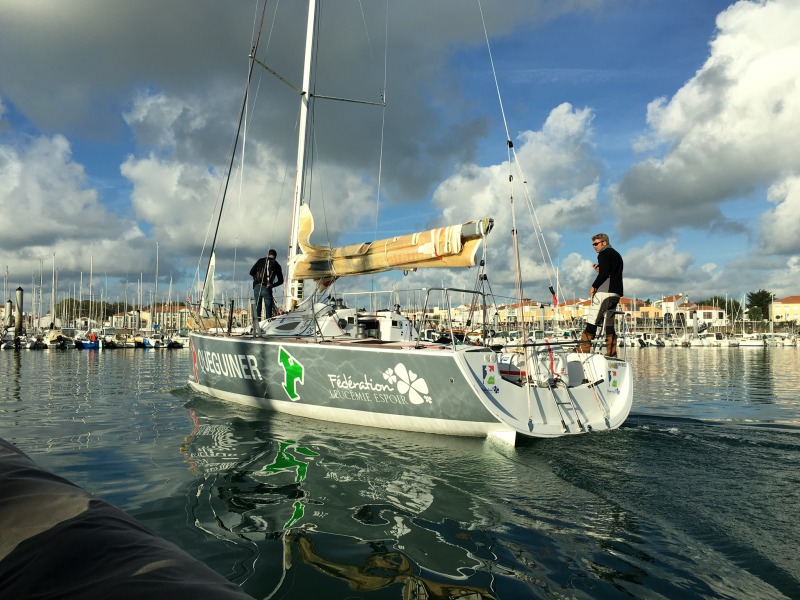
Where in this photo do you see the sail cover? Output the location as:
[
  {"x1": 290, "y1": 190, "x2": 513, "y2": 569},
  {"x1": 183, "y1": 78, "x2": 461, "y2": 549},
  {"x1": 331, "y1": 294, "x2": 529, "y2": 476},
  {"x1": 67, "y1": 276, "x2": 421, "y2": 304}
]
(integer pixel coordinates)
[{"x1": 291, "y1": 205, "x2": 493, "y2": 282}]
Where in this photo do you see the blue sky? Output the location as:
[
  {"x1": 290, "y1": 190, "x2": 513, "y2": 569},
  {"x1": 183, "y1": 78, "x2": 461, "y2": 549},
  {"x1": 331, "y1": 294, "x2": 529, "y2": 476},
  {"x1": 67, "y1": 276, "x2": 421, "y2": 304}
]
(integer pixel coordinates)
[{"x1": 1, "y1": 0, "x2": 799, "y2": 312}]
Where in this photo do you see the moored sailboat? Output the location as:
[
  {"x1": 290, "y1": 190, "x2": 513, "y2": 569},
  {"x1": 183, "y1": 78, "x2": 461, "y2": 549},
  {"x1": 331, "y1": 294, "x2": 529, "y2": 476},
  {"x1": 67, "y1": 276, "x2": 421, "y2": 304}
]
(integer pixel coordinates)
[{"x1": 187, "y1": 0, "x2": 633, "y2": 442}]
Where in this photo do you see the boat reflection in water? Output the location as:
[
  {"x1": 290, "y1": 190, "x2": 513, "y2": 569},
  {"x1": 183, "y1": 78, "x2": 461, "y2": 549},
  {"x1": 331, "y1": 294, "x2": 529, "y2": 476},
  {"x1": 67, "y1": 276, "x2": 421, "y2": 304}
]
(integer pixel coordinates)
[{"x1": 179, "y1": 399, "x2": 500, "y2": 598}]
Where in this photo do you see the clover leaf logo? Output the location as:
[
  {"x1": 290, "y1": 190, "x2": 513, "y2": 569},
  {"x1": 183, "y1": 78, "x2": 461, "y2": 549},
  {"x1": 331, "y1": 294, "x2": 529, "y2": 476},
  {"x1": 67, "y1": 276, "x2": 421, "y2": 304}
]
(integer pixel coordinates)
[
  {"x1": 384, "y1": 362, "x2": 431, "y2": 405},
  {"x1": 383, "y1": 368, "x2": 397, "y2": 384}
]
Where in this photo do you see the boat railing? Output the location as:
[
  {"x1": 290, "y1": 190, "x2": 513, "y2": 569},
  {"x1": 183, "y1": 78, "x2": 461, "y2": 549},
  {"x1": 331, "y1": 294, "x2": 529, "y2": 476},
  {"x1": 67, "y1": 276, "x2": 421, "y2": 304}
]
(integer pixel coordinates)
[
  {"x1": 504, "y1": 310, "x2": 628, "y2": 358},
  {"x1": 324, "y1": 289, "x2": 403, "y2": 313},
  {"x1": 417, "y1": 287, "x2": 493, "y2": 351},
  {"x1": 608, "y1": 310, "x2": 629, "y2": 359},
  {"x1": 184, "y1": 300, "x2": 230, "y2": 334}
]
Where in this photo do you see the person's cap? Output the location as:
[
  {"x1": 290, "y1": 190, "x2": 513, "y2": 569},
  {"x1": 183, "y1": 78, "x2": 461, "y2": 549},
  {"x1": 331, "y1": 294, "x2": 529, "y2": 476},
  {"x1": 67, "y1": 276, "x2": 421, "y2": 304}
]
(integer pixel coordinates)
[{"x1": 268, "y1": 249, "x2": 277, "y2": 258}]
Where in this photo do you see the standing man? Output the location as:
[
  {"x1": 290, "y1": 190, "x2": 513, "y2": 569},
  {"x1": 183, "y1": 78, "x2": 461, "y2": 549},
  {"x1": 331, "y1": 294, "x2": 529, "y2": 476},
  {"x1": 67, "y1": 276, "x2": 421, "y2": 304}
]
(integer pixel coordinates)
[
  {"x1": 578, "y1": 233, "x2": 623, "y2": 357},
  {"x1": 250, "y1": 249, "x2": 284, "y2": 327}
]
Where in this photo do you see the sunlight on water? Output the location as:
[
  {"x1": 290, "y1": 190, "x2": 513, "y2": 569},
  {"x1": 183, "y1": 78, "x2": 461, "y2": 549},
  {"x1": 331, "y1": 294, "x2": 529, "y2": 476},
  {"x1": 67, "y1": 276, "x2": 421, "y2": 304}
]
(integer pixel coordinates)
[{"x1": 629, "y1": 347, "x2": 800, "y2": 424}]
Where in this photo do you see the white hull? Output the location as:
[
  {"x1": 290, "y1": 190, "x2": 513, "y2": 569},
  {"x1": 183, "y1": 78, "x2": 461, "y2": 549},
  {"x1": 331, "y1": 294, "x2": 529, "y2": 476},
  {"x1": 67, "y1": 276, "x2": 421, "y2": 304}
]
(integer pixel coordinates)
[{"x1": 188, "y1": 331, "x2": 633, "y2": 441}]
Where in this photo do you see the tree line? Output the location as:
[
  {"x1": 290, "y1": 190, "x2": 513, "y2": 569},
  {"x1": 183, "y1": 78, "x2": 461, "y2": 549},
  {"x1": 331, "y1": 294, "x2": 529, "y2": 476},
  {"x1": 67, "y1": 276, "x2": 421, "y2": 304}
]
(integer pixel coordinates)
[
  {"x1": 692, "y1": 289, "x2": 774, "y2": 323},
  {"x1": 53, "y1": 299, "x2": 159, "y2": 320}
]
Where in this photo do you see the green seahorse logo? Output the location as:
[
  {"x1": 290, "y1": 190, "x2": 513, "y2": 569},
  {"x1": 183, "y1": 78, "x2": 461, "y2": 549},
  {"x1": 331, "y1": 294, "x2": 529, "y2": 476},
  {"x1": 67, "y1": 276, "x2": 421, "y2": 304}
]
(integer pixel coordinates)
[
  {"x1": 261, "y1": 439, "x2": 319, "y2": 528},
  {"x1": 278, "y1": 346, "x2": 304, "y2": 401}
]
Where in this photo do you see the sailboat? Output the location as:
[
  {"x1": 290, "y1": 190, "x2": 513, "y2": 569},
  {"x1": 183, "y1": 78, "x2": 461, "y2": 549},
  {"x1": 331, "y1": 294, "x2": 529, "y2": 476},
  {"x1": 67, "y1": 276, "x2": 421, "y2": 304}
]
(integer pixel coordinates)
[{"x1": 187, "y1": 0, "x2": 633, "y2": 442}]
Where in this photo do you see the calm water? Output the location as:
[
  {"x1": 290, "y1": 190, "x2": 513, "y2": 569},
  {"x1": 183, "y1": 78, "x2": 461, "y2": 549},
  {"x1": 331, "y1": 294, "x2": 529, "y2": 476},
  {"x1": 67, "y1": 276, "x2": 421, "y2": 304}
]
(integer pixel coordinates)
[{"x1": 1, "y1": 347, "x2": 799, "y2": 599}]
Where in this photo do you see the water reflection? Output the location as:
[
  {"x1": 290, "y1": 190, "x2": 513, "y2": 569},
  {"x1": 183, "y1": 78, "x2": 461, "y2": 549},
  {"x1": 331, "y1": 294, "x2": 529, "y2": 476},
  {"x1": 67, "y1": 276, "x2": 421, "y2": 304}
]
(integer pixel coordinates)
[
  {"x1": 629, "y1": 347, "x2": 800, "y2": 423},
  {"x1": 180, "y1": 399, "x2": 502, "y2": 597},
  {"x1": 10, "y1": 351, "x2": 21, "y2": 402},
  {"x1": 287, "y1": 529, "x2": 494, "y2": 599},
  {"x1": 3, "y1": 350, "x2": 799, "y2": 598},
  {"x1": 178, "y1": 397, "x2": 792, "y2": 599}
]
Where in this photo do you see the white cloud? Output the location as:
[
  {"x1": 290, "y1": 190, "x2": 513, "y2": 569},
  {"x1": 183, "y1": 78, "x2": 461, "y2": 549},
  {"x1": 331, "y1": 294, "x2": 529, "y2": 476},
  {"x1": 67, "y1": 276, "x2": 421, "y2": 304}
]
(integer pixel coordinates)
[
  {"x1": 614, "y1": 0, "x2": 800, "y2": 242},
  {"x1": 4, "y1": 0, "x2": 800, "y2": 305},
  {"x1": 759, "y1": 175, "x2": 800, "y2": 254},
  {"x1": 124, "y1": 92, "x2": 202, "y2": 151},
  {"x1": 428, "y1": 103, "x2": 602, "y2": 295},
  {"x1": 0, "y1": 133, "x2": 154, "y2": 292},
  {"x1": 624, "y1": 239, "x2": 693, "y2": 281},
  {"x1": 119, "y1": 90, "x2": 380, "y2": 287},
  {"x1": 0, "y1": 134, "x2": 140, "y2": 251}
]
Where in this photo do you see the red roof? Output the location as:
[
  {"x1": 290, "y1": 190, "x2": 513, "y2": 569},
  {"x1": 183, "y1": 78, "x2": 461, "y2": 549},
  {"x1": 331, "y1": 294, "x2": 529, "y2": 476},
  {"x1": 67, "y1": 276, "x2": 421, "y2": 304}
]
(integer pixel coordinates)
[
  {"x1": 506, "y1": 301, "x2": 543, "y2": 309},
  {"x1": 560, "y1": 299, "x2": 582, "y2": 307},
  {"x1": 776, "y1": 295, "x2": 800, "y2": 304}
]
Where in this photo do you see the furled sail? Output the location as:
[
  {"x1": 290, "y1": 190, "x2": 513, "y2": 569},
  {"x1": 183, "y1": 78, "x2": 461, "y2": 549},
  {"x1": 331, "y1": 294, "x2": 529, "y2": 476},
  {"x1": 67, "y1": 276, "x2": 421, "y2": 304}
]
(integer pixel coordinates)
[
  {"x1": 291, "y1": 204, "x2": 493, "y2": 282},
  {"x1": 200, "y1": 252, "x2": 216, "y2": 317},
  {"x1": 187, "y1": 252, "x2": 218, "y2": 331}
]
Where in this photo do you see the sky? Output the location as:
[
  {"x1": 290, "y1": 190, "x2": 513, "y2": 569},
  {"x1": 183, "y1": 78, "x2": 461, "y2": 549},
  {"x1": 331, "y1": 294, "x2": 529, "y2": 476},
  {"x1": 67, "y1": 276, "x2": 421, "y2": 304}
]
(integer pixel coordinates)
[{"x1": 2, "y1": 0, "x2": 800, "y2": 313}]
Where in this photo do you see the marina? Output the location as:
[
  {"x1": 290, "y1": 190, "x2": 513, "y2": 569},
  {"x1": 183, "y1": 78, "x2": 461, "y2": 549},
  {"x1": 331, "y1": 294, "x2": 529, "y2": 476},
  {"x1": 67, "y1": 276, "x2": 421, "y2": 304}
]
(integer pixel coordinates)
[
  {"x1": 2, "y1": 0, "x2": 800, "y2": 596},
  {"x1": 1, "y1": 282, "x2": 191, "y2": 351}
]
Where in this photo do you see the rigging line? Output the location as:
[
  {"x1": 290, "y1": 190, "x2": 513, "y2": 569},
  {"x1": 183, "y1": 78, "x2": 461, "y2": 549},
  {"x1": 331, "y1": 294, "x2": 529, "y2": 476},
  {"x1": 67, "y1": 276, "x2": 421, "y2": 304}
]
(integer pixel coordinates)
[
  {"x1": 477, "y1": 0, "x2": 512, "y2": 148},
  {"x1": 251, "y1": 56, "x2": 303, "y2": 95},
  {"x1": 513, "y1": 149, "x2": 558, "y2": 289},
  {"x1": 246, "y1": 0, "x2": 278, "y2": 146},
  {"x1": 474, "y1": 233, "x2": 491, "y2": 340},
  {"x1": 312, "y1": 93, "x2": 385, "y2": 107},
  {"x1": 251, "y1": 5, "x2": 284, "y2": 315},
  {"x1": 262, "y1": 0, "x2": 281, "y2": 57},
  {"x1": 368, "y1": 0, "x2": 389, "y2": 301},
  {"x1": 373, "y1": 0, "x2": 390, "y2": 245},
  {"x1": 481, "y1": 269, "x2": 502, "y2": 328},
  {"x1": 224, "y1": 3, "x2": 272, "y2": 309},
  {"x1": 478, "y1": 0, "x2": 558, "y2": 297},
  {"x1": 309, "y1": 128, "x2": 333, "y2": 247},
  {"x1": 464, "y1": 265, "x2": 482, "y2": 331},
  {"x1": 479, "y1": 0, "x2": 533, "y2": 332},
  {"x1": 191, "y1": 116, "x2": 242, "y2": 301},
  {"x1": 506, "y1": 159, "x2": 536, "y2": 425},
  {"x1": 507, "y1": 148, "x2": 528, "y2": 341},
  {"x1": 201, "y1": 0, "x2": 272, "y2": 293},
  {"x1": 302, "y1": 0, "x2": 389, "y2": 302},
  {"x1": 466, "y1": 232, "x2": 492, "y2": 332},
  {"x1": 357, "y1": 0, "x2": 375, "y2": 61},
  {"x1": 251, "y1": 3, "x2": 295, "y2": 301},
  {"x1": 232, "y1": 76, "x2": 251, "y2": 295}
]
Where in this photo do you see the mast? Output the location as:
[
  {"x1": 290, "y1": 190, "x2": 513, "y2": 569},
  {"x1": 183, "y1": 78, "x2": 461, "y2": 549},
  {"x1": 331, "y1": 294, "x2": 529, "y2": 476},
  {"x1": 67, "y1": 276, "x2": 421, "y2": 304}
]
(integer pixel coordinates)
[
  {"x1": 284, "y1": 0, "x2": 317, "y2": 312},
  {"x1": 155, "y1": 242, "x2": 159, "y2": 329},
  {"x1": 124, "y1": 276, "x2": 129, "y2": 329},
  {"x1": 89, "y1": 256, "x2": 93, "y2": 331},
  {"x1": 167, "y1": 276, "x2": 173, "y2": 332},
  {"x1": 38, "y1": 260, "x2": 44, "y2": 331},
  {"x1": 51, "y1": 254, "x2": 56, "y2": 327}
]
